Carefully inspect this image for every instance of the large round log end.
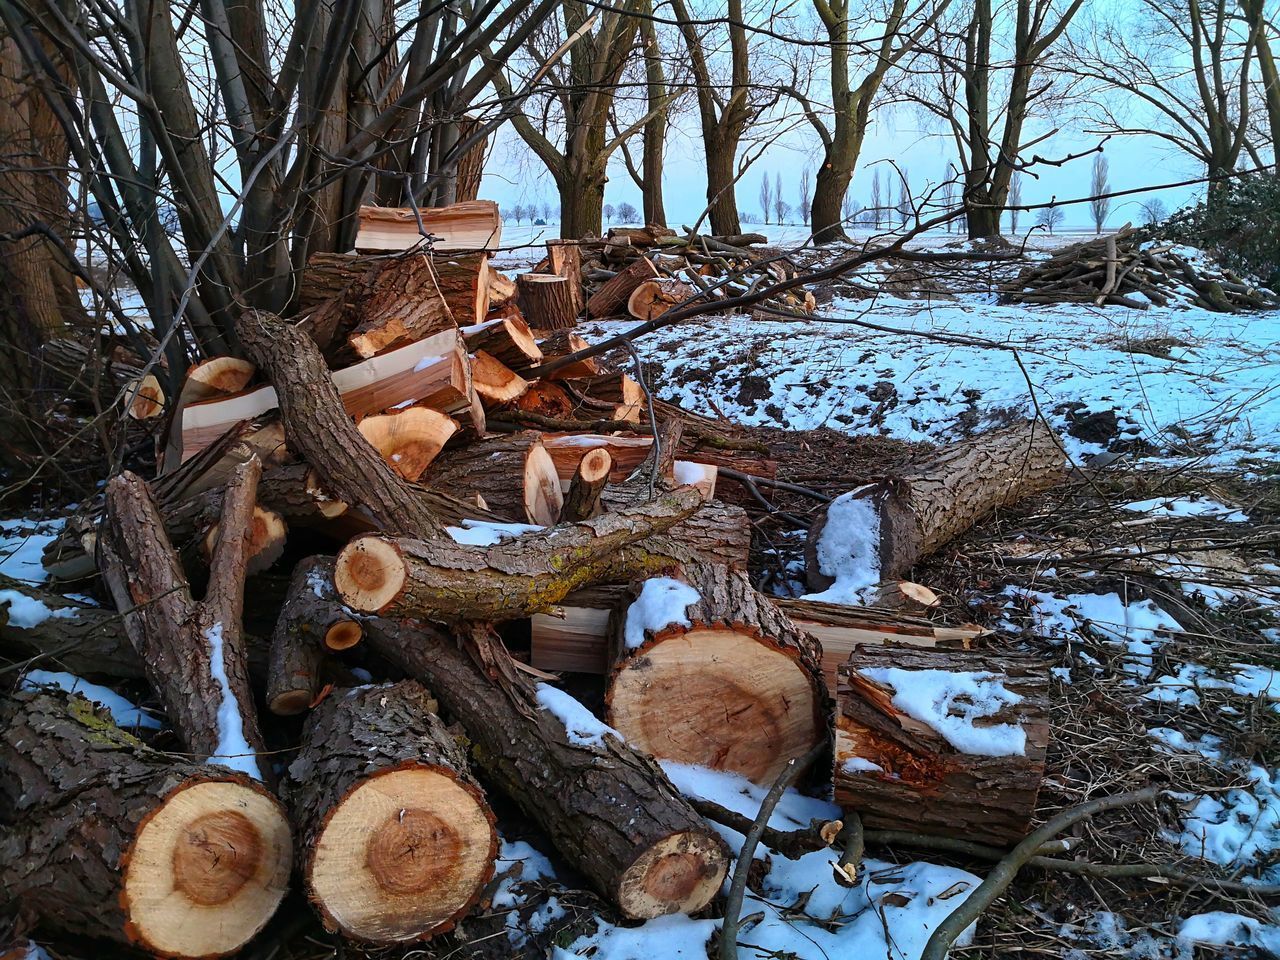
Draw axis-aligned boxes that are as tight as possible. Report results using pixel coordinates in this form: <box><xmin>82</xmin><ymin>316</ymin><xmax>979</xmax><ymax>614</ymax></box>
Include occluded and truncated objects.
<box><xmin>307</xmin><ymin>766</ymin><xmax>496</xmax><ymax>942</ymax></box>
<box><xmin>122</xmin><ymin>779</ymin><xmax>292</xmax><ymax>957</ymax></box>
<box><xmin>335</xmin><ymin>536</ymin><xmax>407</xmax><ymax>613</ymax></box>
<box><xmin>357</xmin><ymin>407</ymin><xmax>458</xmax><ymax>482</ymax></box>
<box><xmin>616</xmin><ymin>831</ymin><xmax>727</xmax><ymax>919</ymax></box>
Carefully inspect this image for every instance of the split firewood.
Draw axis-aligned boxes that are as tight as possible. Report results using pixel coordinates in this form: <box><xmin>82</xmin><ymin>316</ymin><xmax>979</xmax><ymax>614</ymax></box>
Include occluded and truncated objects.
<box><xmin>333</xmin><ymin>485</ymin><xmax>705</xmax><ymax>622</ymax></box>
<box><xmin>100</xmin><ymin>459</ymin><xmax>271</xmax><ymax>782</ymax></box>
<box><xmin>586</xmin><ymin>256</ymin><xmax>658</xmax><ymax>319</ymax></box>
<box><xmin>626</xmin><ymin>278</ymin><xmax>694</xmax><ymax>320</ymax></box>
<box><xmin>126</xmin><ymin>373</ymin><xmax>165</xmax><ymax>419</ymax></box>
<box><xmin>560</xmin><ymin>447</ymin><xmax>612</xmax><ymax>522</ymax></box>
<box><xmin>834</xmin><ymin>643</ymin><xmax>1050</xmax><ymax>846</ymax></box>
<box><xmin>362</xmin><ymin>620</ymin><xmax>729</xmax><ymax>919</ymax></box>
<box><xmin>604</xmin><ymin>563</ymin><xmax>828</xmax><ymax>784</ymax></box>
<box><xmin>461</xmin><ymin>314</ymin><xmax>543</xmax><ymax>371</ymax></box>
<box><xmin>180</xmin><ymin>356</ymin><xmax>256</xmax><ymax>402</ymax></box>
<box><xmin>353</xmin><ymin>200</ymin><xmax>501</xmax><ymax>252</ymax></box>
<box><xmin>471</xmin><ymin>350</ymin><xmax>530</xmax><ymax>406</ymax></box>
<box><xmin>179</xmin><ymin>326</ymin><xmax>461</xmax><ymax>461</ymax></box>
<box><xmin>266</xmin><ymin>556</ymin><xmax>362</xmax><ymax>716</ymax></box>
<box><xmin>517</xmin><ymin>273</ymin><xmax>578</xmax><ymax>330</ymax></box>
<box><xmin>0</xmin><ymin>689</ymin><xmax>292</xmax><ymax>957</ymax></box>
<box><xmin>579</xmin><ymin>371</ymin><xmax>644</xmax><ymax>409</ymax></box>
<box><xmin>488</xmin><ymin>268</ymin><xmax>517</xmax><ymax>308</ymax></box>
<box><xmin>673</xmin><ymin>460</ymin><xmax>718</xmax><ymax>499</ymax></box>
<box><xmin>512</xmin><ymin>379</ymin><xmax>576</xmax><ymax>418</ymax></box>
<box><xmin>344</xmin><ymin>255</ymin><xmax>457</xmax><ymax>358</ymax></box>
<box><xmin>538</xmin><ymin>330</ymin><xmax>600</xmax><ymax>379</ymax></box>
<box><xmin>284</xmin><ymin>680</ymin><xmax>497</xmax><ymax>942</ymax></box>
<box><xmin>546</xmin><ymin>239</ymin><xmax>585</xmax><ymax>316</ymax></box>
<box><xmin>807</xmin><ymin>422</ymin><xmax>1064</xmax><ymax>591</ymax></box>
<box><xmin>541</xmin><ymin>434</ymin><xmax>654</xmax><ymax>485</ymax></box>
<box><xmin>200</xmin><ymin>504</ymin><xmax>288</xmax><ymax>575</ymax></box>
<box><xmin>861</xmin><ymin>580</ymin><xmax>941</xmax><ymax>615</ymax></box>
<box><xmin>357</xmin><ymin>406</ymin><xmax>459</xmax><ymax>482</ymax></box>
<box><xmin>418</xmin><ymin>432</ymin><xmax>562</xmax><ymax>524</ymax></box>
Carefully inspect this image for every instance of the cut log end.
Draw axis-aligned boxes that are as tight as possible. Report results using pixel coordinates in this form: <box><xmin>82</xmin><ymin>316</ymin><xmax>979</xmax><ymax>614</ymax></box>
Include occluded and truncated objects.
<box><xmin>122</xmin><ymin>779</ymin><xmax>292</xmax><ymax>957</ymax></box>
<box><xmin>357</xmin><ymin>407</ymin><xmax>458</xmax><ymax>482</ymax></box>
<box><xmin>335</xmin><ymin>536</ymin><xmax>406</xmax><ymax>613</ymax></box>
<box><xmin>127</xmin><ymin>375</ymin><xmax>165</xmax><ymax>420</ymax></box>
<box><xmin>186</xmin><ymin>357</ymin><xmax>256</xmax><ymax>400</ymax></box>
<box><xmin>307</xmin><ymin>766</ymin><xmax>496</xmax><ymax>942</ymax></box>
<box><xmin>525</xmin><ymin>442</ymin><xmax>565</xmax><ymax>525</ymax></box>
<box><xmin>607</xmin><ymin>626</ymin><xmax>822</xmax><ymax>784</ymax></box>
<box><xmin>201</xmin><ymin>506</ymin><xmax>287</xmax><ymax>575</ymax></box>
<box><xmin>324</xmin><ymin>620</ymin><xmax>364</xmax><ymax>651</ymax></box>
<box><xmin>471</xmin><ymin>350</ymin><xmax>530</xmax><ymax>405</ymax></box>
<box><xmin>616</xmin><ymin>831</ymin><xmax>727</xmax><ymax>919</ymax></box>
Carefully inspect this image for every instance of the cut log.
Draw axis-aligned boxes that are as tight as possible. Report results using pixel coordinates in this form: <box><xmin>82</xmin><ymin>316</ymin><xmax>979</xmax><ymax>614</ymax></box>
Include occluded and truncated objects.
<box><xmin>806</xmin><ymin>422</ymin><xmax>1065</xmax><ymax>590</ymax></box>
<box><xmin>181</xmin><ymin>356</ymin><xmax>256</xmax><ymax>402</ymax></box>
<box><xmin>834</xmin><ymin>644</ymin><xmax>1050</xmax><ymax>847</ymax></box>
<box><xmin>432</xmin><ymin>252</ymin><xmax>491</xmax><ymax>327</ymax></box>
<box><xmin>862</xmin><ymin>580</ymin><xmax>940</xmax><ymax>616</ymax></box>
<box><xmin>357</xmin><ymin>407</ymin><xmax>458</xmax><ymax>482</ymax></box>
<box><xmin>461</xmin><ymin>315</ymin><xmax>543</xmax><ymax>372</ymax></box>
<box><xmin>126</xmin><ymin>373</ymin><xmax>165</xmax><ymax>419</ymax></box>
<box><xmin>488</xmin><ymin>268</ymin><xmax>517</xmax><ymax>308</ymax></box>
<box><xmin>344</xmin><ymin>254</ymin><xmax>456</xmax><ymax>358</ymax></box>
<box><xmin>513</xmin><ymin>379</ymin><xmax>575</xmax><ymax>418</ymax></box>
<box><xmin>538</xmin><ymin>330</ymin><xmax>600</xmax><ymax>379</ymax></box>
<box><xmin>546</xmin><ymin>240</ymin><xmax>585</xmax><ymax>316</ymax></box>
<box><xmin>266</xmin><ymin>557</ymin><xmax>362</xmax><ymax>716</ymax></box>
<box><xmin>201</xmin><ymin>505</ymin><xmax>288</xmax><ymax>575</ymax></box>
<box><xmin>626</xmin><ymin>278</ymin><xmax>694</xmax><ymax>320</ymax></box>
<box><xmin>579</xmin><ymin>372</ymin><xmax>643</xmax><ymax>409</ymax></box>
<box><xmin>542</xmin><ymin>434</ymin><xmax>654</xmax><ymax>485</ymax></box>
<box><xmin>530</xmin><ymin>587</ymin><xmax>982</xmax><ymax>689</ymax></box>
<box><xmin>471</xmin><ymin>350</ymin><xmax>530</xmax><ymax>406</ymax></box>
<box><xmin>179</xmin><ymin>327</ymin><xmax>461</xmax><ymax>461</ymax></box>
<box><xmin>560</xmin><ymin>447</ymin><xmax>612</xmax><ymax>522</ymax></box>
<box><xmin>604</xmin><ymin>563</ymin><xmax>828</xmax><ymax>784</ymax></box>
<box><xmin>517</xmin><ymin>273</ymin><xmax>577</xmax><ymax>330</ymax></box>
<box><xmin>586</xmin><ymin>256</ymin><xmax>658</xmax><ymax>319</ymax></box>
<box><xmin>333</xmin><ymin>486</ymin><xmax>706</xmax><ymax>622</ymax></box>
<box><xmin>418</xmin><ymin>432</ymin><xmax>562</xmax><ymax>524</ymax></box>
<box><xmin>0</xmin><ymin>689</ymin><xmax>291</xmax><ymax>956</ymax></box>
<box><xmin>362</xmin><ymin>620</ymin><xmax>728</xmax><ymax>919</ymax></box>
<box><xmin>285</xmin><ymin>680</ymin><xmax>496</xmax><ymax>942</ymax></box>
<box><xmin>354</xmin><ymin>200</ymin><xmax>502</xmax><ymax>252</ymax></box>
<box><xmin>100</xmin><ymin>460</ymin><xmax>270</xmax><ymax>781</ymax></box>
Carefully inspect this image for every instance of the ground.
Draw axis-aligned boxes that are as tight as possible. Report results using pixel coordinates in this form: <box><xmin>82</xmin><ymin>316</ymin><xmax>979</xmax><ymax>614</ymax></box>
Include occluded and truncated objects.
<box><xmin>4</xmin><ymin>226</ymin><xmax>1279</xmax><ymax>959</ymax></box>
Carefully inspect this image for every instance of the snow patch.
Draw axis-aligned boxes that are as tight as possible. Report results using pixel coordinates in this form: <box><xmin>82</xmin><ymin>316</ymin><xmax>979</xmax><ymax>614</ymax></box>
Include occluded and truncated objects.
<box><xmin>841</xmin><ymin>756</ymin><xmax>884</xmax><ymax>775</ymax></box>
<box><xmin>859</xmin><ymin>667</ymin><xmax>1027</xmax><ymax>756</ymax></box>
<box><xmin>803</xmin><ymin>489</ymin><xmax>881</xmax><ymax>604</ymax></box>
<box><xmin>205</xmin><ymin>623</ymin><xmax>262</xmax><ymax>779</ymax></box>
<box><xmin>0</xmin><ymin>590</ymin><xmax>78</xmax><ymax>628</ymax></box>
<box><xmin>21</xmin><ymin>670</ymin><xmax>162</xmax><ymax>729</ymax></box>
<box><xmin>1177</xmin><ymin>912</ymin><xmax>1280</xmax><ymax>952</ymax></box>
<box><xmin>623</xmin><ymin>577</ymin><xmax>699</xmax><ymax>649</ymax></box>
<box><xmin>0</xmin><ymin>518</ymin><xmax>64</xmax><ymax>584</ymax></box>
<box><xmin>1122</xmin><ymin>495</ymin><xmax>1249</xmax><ymax>522</ymax></box>
<box><xmin>1175</xmin><ymin>764</ymin><xmax>1280</xmax><ymax>884</ymax></box>
<box><xmin>535</xmin><ymin>684</ymin><xmax>617</xmax><ymax>748</ymax></box>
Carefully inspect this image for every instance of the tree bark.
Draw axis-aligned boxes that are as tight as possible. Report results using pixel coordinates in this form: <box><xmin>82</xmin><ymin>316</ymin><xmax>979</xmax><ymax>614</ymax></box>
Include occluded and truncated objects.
<box><xmin>100</xmin><ymin>460</ymin><xmax>270</xmax><ymax>782</ymax></box>
<box><xmin>834</xmin><ymin>644</ymin><xmax>1050</xmax><ymax>846</ymax></box>
<box><xmin>546</xmin><ymin>240</ymin><xmax>586</xmax><ymax>316</ymax></box>
<box><xmin>418</xmin><ymin>432</ymin><xmax>563</xmax><ymax>525</ymax></box>
<box><xmin>807</xmin><ymin>422</ymin><xmax>1064</xmax><ymax>588</ymax></box>
<box><xmin>362</xmin><ymin>620</ymin><xmax>729</xmax><ymax>919</ymax></box>
<box><xmin>284</xmin><ymin>680</ymin><xmax>496</xmax><ymax>942</ymax></box>
<box><xmin>266</xmin><ymin>556</ymin><xmax>362</xmax><ymax>715</ymax></box>
<box><xmin>586</xmin><ymin>256</ymin><xmax>659</xmax><ymax>319</ymax></box>
<box><xmin>517</xmin><ymin>273</ymin><xmax>578</xmax><ymax>330</ymax></box>
<box><xmin>605</xmin><ymin>563</ymin><xmax>829</xmax><ymax>784</ymax></box>
<box><xmin>0</xmin><ymin>690</ymin><xmax>291</xmax><ymax>957</ymax></box>
<box><xmin>333</xmin><ymin>486</ymin><xmax>705</xmax><ymax>621</ymax></box>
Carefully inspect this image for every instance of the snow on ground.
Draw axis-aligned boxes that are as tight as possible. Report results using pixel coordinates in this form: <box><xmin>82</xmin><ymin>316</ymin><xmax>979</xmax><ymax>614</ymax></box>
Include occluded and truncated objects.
<box><xmin>574</xmin><ymin>290</ymin><xmax>1279</xmax><ymax>470</ymax></box>
<box><xmin>0</xmin><ymin>518</ymin><xmax>65</xmax><ymax>583</ymax></box>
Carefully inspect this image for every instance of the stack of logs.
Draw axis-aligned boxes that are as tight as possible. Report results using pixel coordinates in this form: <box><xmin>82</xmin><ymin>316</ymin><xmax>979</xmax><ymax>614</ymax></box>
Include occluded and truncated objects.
<box><xmin>1000</xmin><ymin>226</ymin><xmax>1280</xmax><ymax>312</ymax></box>
<box><xmin>3</xmin><ymin>202</ymin><xmax>1065</xmax><ymax>956</ymax></box>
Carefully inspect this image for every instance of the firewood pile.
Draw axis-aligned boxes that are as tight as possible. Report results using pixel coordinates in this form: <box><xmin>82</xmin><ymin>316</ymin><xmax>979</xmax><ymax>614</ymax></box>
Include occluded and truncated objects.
<box><xmin>5</xmin><ymin>202</ymin><xmax>1069</xmax><ymax>956</ymax></box>
<box><xmin>1000</xmin><ymin>227</ymin><xmax>1280</xmax><ymax>312</ymax></box>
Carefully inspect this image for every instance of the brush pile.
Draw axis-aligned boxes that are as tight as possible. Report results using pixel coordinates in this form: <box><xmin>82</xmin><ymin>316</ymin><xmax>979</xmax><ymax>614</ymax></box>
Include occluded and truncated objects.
<box><xmin>6</xmin><ymin>202</ymin><xmax>1071</xmax><ymax>956</ymax></box>
<box><xmin>1000</xmin><ymin>227</ymin><xmax>1280</xmax><ymax>312</ymax></box>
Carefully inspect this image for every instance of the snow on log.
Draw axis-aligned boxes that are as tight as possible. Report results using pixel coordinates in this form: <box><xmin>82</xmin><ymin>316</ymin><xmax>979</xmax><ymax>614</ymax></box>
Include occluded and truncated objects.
<box><xmin>361</xmin><ymin>620</ymin><xmax>728</xmax><ymax>919</ymax></box>
<box><xmin>806</xmin><ymin>422</ymin><xmax>1064</xmax><ymax>595</ymax></box>
<box><xmin>266</xmin><ymin>557</ymin><xmax>362</xmax><ymax>716</ymax></box>
<box><xmin>834</xmin><ymin>643</ymin><xmax>1050</xmax><ymax>847</ymax></box>
<box><xmin>418</xmin><ymin>432</ymin><xmax>563</xmax><ymax>524</ymax></box>
<box><xmin>0</xmin><ymin>689</ymin><xmax>291</xmax><ymax>957</ymax></box>
<box><xmin>604</xmin><ymin>564</ymin><xmax>829</xmax><ymax>784</ymax></box>
<box><xmin>284</xmin><ymin>681</ymin><xmax>496</xmax><ymax>942</ymax></box>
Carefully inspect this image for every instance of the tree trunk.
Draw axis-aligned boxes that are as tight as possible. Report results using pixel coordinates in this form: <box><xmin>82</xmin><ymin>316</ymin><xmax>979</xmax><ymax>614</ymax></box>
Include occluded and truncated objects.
<box><xmin>604</xmin><ymin>563</ymin><xmax>828</xmax><ymax>784</ymax></box>
<box><xmin>806</xmin><ymin>422</ymin><xmax>1063</xmax><ymax>589</ymax></box>
<box><xmin>419</xmin><ymin>432</ymin><xmax>563</xmax><ymax>524</ymax></box>
<box><xmin>704</xmin><ymin>132</ymin><xmax>743</xmax><ymax>237</ymax></box>
<box><xmin>266</xmin><ymin>556</ymin><xmax>362</xmax><ymax>715</ymax></box>
<box><xmin>362</xmin><ymin>620</ymin><xmax>729</xmax><ymax>919</ymax></box>
<box><xmin>333</xmin><ymin>486</ymin><xmax>705</xmax><ymax>622</ymax></box>
<box><xmin>0</xmin><ymin>690</ymin><xmax>291</xmax><ymax>957</ymax></box>
<box><xmin>517</xmin><ymin>273</ymin><xmax>578</xmax><ymax>330</ymax></box>
<box><xmin>100</xmin><ymin>460</ymin><xmax>270</xmax><ymax>782</ymax></box>
<box><xmin>558</xmin><ymin>156</ymin><xmax>607</xmax><ymax>239</ymax></box>
<box><xmin>834</xmin><ymin>644</ymin><xmax>1050</xmax><ymax>846</ymax></box>
<box><xmin>284</xmin><ymin>680</ymin><xmax>496</xmax><ymax>942</ymax></box>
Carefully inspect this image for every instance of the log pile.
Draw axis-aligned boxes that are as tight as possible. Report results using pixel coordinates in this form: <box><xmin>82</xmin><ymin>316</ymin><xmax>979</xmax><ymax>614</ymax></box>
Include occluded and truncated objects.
<box><xmin>1000</xmin><ymin>228</ymin><xmax>1280</xmax><ymax>312</ymax></box>
<box><xmin>3</xmin><ymin>200</ymin><xmax>1072</xmax><ymax>955</ymax></box>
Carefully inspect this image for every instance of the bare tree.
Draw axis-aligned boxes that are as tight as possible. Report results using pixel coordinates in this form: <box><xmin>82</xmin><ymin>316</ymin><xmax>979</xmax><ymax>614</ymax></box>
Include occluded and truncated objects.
<box><xmin>614</xmin><ymin>0</ymin><xmax>678</xmax><ymax>226</ymax></box>
<box><xmin>1239</xmin><ymin>0</ymin><xmax>1280</xmax><ymax>156</ymax></box>
<box><xmin>870</xmin><ymin>169</ymin><xmax>884</xmax><ymax>228</ymax></box>
<box><xmin>896</xmin><ymin>169</ymin><xmax>911</xmax><ymax>224</ymax></box>
<box><xmin>604</xmin><ymin>203</ymin><xmax>617</xmax><ymax>224</ymax></box>
<box><xmin>616</xmin><ymin>201</ymin><xmax>639</xmax><ymax>223</ymax></box>
<box><xmin>1008</xmin><ymin>172</ymin><xmax>1023</xmax><ymax>232</ymax></box>
<box><xmin>1036</xmin><ymin>205</ymin><xmax>1065</xmax><ymax>233</ymax></box>
<box><xmin>760</xmin><ymin>174</ymin><xmax>773</xmax><ymax>224</ymax></box>
<box><xmin>1139</xmin><ymin>197</ymin><xmax>1169</xmax><ymax>223</ymax></box>
<box><xmin>841</xmin><ymin>190</ymin><xmax>860</xmax><ymax>224</ymax></box>
<box><xmin>1090</xmin><ymin>153</ymin><xmax>1111</xmax><ymax>232</ymax></box>
<box><xmin>775</xmin><ymin>171</ymin><xmax>785</xmax><ymax>223</ymax></box>
<box><xmin>795</xmin><ymin>0</ymin><xmax>950</xmax><ymax>242</ymax></box>
<box><xmin>799</xmin><ymin>167</ymin><xmax>813</xmax><ymax>224</ymax></box>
